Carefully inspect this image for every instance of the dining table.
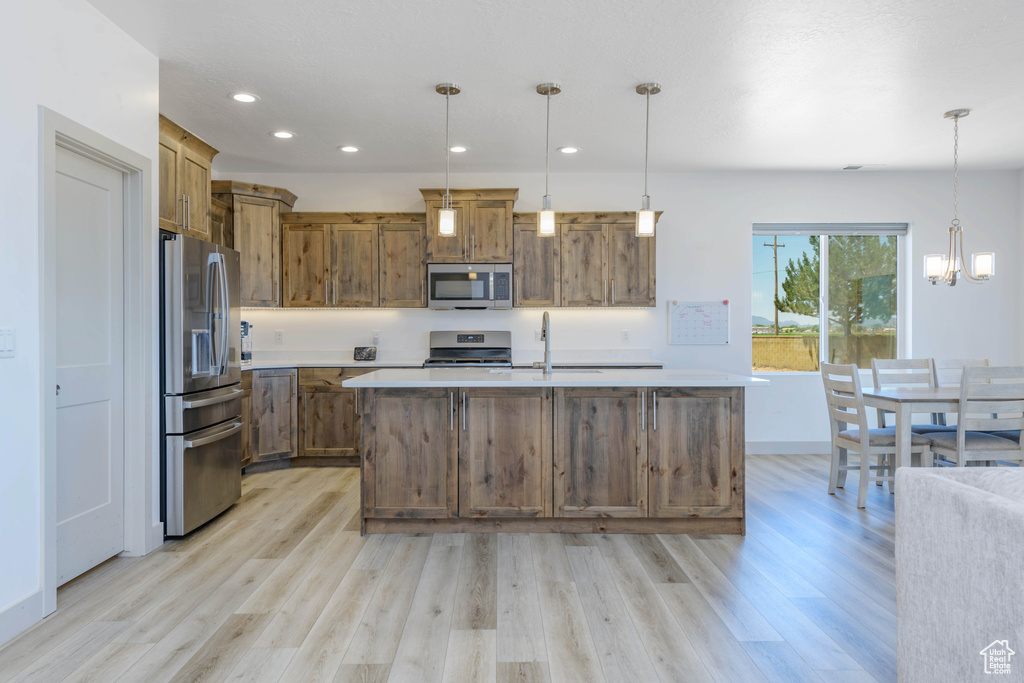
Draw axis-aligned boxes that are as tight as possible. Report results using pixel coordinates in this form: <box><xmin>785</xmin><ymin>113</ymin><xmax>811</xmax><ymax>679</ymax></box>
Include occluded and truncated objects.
<box><xmin>861</xmin><ymin>386</ymin><xmax>960</xmax><ymax>473</ymax></box>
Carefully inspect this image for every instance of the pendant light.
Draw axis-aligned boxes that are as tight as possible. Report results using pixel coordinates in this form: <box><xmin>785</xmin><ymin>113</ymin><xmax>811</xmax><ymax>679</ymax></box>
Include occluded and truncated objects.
<box><xmin>436</xmin><ymin>83</ymin><xmax>461</xmax><ymax>237</ymax></box>
<box><xmin>635</xmin><ymin>82</ymin><xmax>661</xmax><ymax>237</ymax></box>
<box><xmin>536</xmin><ymin>83</ymin><xmax>561</xmax><ymax>236</ymax></box>
<box><xmin>924</xmin><ymin>109</ymin><xmax>994</xmax><ymax>285</ymax></box>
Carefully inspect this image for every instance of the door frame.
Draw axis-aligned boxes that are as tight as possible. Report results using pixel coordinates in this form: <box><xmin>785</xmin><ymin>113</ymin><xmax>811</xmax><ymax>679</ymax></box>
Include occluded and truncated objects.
<box><xmin>39</xmin><ymin>107</ymin><xmax>157</xmax><ymax>615</ymax></box>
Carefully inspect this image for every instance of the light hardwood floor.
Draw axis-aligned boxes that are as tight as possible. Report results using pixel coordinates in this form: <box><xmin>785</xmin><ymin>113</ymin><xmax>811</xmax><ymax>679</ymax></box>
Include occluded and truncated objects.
<box><xmin>0</xmin><ymin>454</ymin><xmax>898</xmax><ymax>682</ymax></box>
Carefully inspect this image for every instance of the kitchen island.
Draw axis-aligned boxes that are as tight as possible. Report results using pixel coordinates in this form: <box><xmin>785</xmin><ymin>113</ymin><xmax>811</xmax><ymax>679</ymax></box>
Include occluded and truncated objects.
<box><xmin>343</xmin><ymin>368</ymin><xmax>767</xmax><ymax>535</ymax></box>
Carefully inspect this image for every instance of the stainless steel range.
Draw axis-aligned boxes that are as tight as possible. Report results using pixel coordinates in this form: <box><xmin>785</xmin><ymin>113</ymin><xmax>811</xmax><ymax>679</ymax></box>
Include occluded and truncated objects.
<box><xmin>422</xmin><ymin>331</ymin><xmax>513</xmax><ymax>368</ymax></box>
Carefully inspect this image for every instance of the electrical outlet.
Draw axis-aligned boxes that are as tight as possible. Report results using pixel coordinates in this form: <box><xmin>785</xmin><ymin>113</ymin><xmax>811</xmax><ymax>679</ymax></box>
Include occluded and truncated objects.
<box><xmin>274</xmin><ymin>330</ymin><xmax>284</xmax><ymax>345</ymax></box>
<box><xmin>372</xmin><ymin>330</ymin><xmax>380</xmax><ymax>346</ymax></box>
<box><xmin>0</xmin><ymin>328</ymin><xmax>13</xmax><ymax>359</ymax></box>
<box><xmin>535</xmin><ymin>329</ymin><xmax>542</xmax><ymax>342</ymax></box>
<box><xmin>621</xmin><ymin>329</ymin><xmax>631</xmax><ymax>343</ymax></box>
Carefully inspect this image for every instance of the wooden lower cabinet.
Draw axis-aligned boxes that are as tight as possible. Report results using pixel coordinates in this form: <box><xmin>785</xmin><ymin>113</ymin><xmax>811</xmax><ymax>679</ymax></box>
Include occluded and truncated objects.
<box><xmin>554</xmin><ymin>387</ymin><xmax>648</xmax><ymax>518</ymax></box>
<box><xmin>458</xmin><ymin>388</ymin><xmax>552</xmax><ymax>517</ymax></box>
<box><xmin>297</xmin><ymin>368</ymin><xmax>371</xmax><ymax>462</ymax></box>
<box><xmin>361</xmin><ymin>387</ymin><xmax>458</xmax><ymax>519</ymax></box>
<box><xmin>250</xmin><ymin>368</ymin><xmax>298</xmax><ymax>463</ymax></box>
<box><xmin>240</xmin><ymin>371</ymin><xmax>252</xmax><ymax>469</ymax></box>
<box><xmin>359</xmin><ymin>384</ymin><xmax>745</xmax><ymax>534</ymax></box>
<box><xmin>647</xmin><ymin>388</ymin><xmax>744</xmax><ymax>518</ymax></box>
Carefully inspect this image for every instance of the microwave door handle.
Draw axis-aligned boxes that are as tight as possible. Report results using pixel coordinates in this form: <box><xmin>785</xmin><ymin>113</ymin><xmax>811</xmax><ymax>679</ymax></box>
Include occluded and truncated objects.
<box><xmin>489</xmin><ymin>271</ymin><xmax>494</xmax><ymax>300</ymax></box>
<box><xmin>183</xmin><ymin>421</ymin><xmax>243</xmax><ymax>449</ymax></box>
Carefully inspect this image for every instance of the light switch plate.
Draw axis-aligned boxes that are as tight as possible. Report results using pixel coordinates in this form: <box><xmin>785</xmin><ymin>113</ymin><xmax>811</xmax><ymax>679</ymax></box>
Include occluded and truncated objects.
<box><xmin>274</xmin><ymin>330</ymin><xmax>284</xmax><ymax>345</ymax></box>
<box><xmin>0</xmin><ymin>328</ymin><xmax>13</xmax><ymax>358</ymax></box>
<box><xmin>372</xmin><ymin>330</ymin><xmax>380</xmax><ymax>346</ymax></box>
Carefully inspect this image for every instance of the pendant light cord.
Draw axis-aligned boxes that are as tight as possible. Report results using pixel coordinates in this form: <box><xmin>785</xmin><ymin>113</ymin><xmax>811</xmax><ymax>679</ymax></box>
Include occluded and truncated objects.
<box><xmin>644</xmin><ymin>90</ymin><xmax>650</xmax><ymax>196</ymax></box>
<box><xmin>445</xmin><ymin>93</ymin><xmax>451</xmax><ymax>201</ymax></box>
<box><xmin>952</xmin><ymin>114</ymin><xmax>959</xmax><ymax>227</ymax></box>
<box><xmin>545</xmin><ymin>92</ymin><xmax>550</xmax><ymax>196</ymax></box>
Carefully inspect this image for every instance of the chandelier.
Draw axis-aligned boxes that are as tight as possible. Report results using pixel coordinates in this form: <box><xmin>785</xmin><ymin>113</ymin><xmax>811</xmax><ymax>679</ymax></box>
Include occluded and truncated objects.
<box><xmin>923</xmin><ymin>109</ymin><xmax>994</xmax><ymax>285</ymax></box>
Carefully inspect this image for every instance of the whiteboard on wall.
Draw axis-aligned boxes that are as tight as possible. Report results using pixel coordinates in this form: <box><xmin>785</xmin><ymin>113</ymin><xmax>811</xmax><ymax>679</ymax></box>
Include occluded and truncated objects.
<box><xmin>667</xmin><ymin>300</ymin><xmax>730</xmax><ymax>344</ymax></box>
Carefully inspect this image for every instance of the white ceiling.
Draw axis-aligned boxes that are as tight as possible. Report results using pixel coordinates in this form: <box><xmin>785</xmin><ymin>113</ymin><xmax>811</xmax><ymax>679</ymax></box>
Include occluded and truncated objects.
<box><xmin>88</xmin><ymin>0</ymin><xmax>1024</xmax><ymax>173</ymax></box>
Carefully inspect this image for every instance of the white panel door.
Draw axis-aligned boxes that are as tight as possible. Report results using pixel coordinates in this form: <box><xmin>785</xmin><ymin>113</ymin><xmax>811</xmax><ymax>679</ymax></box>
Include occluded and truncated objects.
<box><xmin>55</xmin><ymin>146</ymin><xmax>125</xmax><ymax>585</ymax></box>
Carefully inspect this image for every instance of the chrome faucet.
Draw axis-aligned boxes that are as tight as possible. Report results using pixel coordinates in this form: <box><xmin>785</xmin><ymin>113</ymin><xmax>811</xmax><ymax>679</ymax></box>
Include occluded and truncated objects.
<box><xmin>541</xmin><ymin>310</ymin><xmax>552</xmax><ymax>374</ymax></box>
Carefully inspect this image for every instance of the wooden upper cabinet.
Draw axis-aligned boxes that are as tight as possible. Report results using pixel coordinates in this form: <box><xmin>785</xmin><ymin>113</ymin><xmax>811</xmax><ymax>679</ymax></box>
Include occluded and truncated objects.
<box><xmin>513</xmin><ymin>221</ymin><xmax>560</xmax><ymax>307</ymax></box>
<box><xmin>458</xmin><ymin>388</ymin><xmax>552</xmax><ymax>518</ymax></box>
<box><xmin>158</xmin><ymin>116</ymin><xmax>217</xmax><ymax>238</ymax></box>
<box><xmin>213</xmin><ymin>182</ymin><xmax>297</xmax><ymax>308</ymax></box>
<box><xmin>608</xmin><ymin>225</ymin><xmax>656</xmax><ymax>306</ymax></box>
<box><xmin>282</xmin><ymin>224</ymin><xmax>329</xmax><ymax>307</ymax></box>
<box><xmin>423</xmin><ymin>199</ymin><xmax>469</xmax><ymax>261</ymax></box>
<box><xmin>210</xmin><ymin>198</ymin><xmax>232</xmax><ymax>249</ymax></box>
<box><xmin>421</xmin><ymin>189</ymin><xmax>518</xmax><ymax>263</ymax></box>
<box><xmin>362</xmin><ymin>387</ymin><xmax>458</xmax><ymax>519</ymax></box>
<box><xmin>331</xmin><ymin>224</ymin><xmax>378</xmax><ymax>307</ymax></box>
<box><xmin>554</xmin><ymin>387</ymin><xmax>648</xmax><ymax>517</ymax></box>
<box><xmin>543</xmin><ymin>213</ymin><xmax>659</xmax><ymax>308</ymax></box>
<box><xmin>237</xmin><ymin>196</ymin><xmax>282</xmax><ymax>307</ymax></box>
<box><xmin>648</xmin><ymin>388</ymin><xmax>744</xmax><ymax>518</ymax></box>
<box><xmin>250</xmin><ymin>368</ymin><xmax>298</xmax><ymax>464</ymax></box>
<box><xmin>560</xmin><ymin>223</ymin><xmax>608</xmax><ymax>307</ymax></box>
<box><xmin>379</xmin><ymin>222</ymin><xmax>427</xmax><ymax>308</ymax></box>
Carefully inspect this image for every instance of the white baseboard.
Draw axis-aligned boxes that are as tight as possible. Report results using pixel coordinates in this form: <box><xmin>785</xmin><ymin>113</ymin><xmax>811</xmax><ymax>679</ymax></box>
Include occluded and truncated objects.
<box><xmin>747</xmin><ymin>441</ymin><xmax>830</xmax><ymax>455</ymax></box>
<box><xmin>0</xmin><ymin>589</ymin><xmax>44</xmax><ymax>647</ymax></box>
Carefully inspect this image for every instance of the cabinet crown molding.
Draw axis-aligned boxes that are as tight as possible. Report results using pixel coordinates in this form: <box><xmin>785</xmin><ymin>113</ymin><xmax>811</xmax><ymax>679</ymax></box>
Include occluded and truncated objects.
<box><xmin>281</xmin><ymin>212</ymin><xmax>426</xmax><ymax>225</ymax></box>
<box><xmin>159</xmin><ymin>115</ymin><xmax>218</xmax><ymax>160</ymax></box>
<box><xmin>419</xmin><ymin>188</ymin><xmax>519</xmax><ymax>201</ymax></box>
<box><xmin>211</xmin><ymin>180</ymin><xmax>297</xmax><ymax>208</ymax></box>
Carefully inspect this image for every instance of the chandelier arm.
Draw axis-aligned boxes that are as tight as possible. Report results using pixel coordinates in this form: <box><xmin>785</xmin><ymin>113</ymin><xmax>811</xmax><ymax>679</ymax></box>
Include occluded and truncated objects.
<box><xmin>941</xmin><ymin>226</ymin><xmax>955</xmax><ymax>281</ymax></box>
<box><xmin>958</xmin><ymin>226</ymin><xmax>982</xmax><ymax>282</ymax></box>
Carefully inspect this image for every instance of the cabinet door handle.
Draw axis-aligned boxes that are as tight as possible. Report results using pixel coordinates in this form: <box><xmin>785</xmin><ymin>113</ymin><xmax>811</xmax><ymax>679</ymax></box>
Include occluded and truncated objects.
<box><xmin>603</xmin><ymin>279</ymin><xmax>608</xmax><ymax>305</ymax></box>
<box><xmin>180</xmin><ymin>195</ymin><xmax>187</xmax><ymax>229</ymax></box>
<box><xmin>471</xmin><ymin>234</ymin><xmax>476</xmax><ymax>259</ymax></box>
<box><xmin>515</xmin><ymin>277</ymin><xmax>521</xmax><ymax>307</ymax></box>
<box><xmin>462</xmin><ymin>392</ymin><xmax>466</xmax><ymax>430</ymax></box>
<box><xmin>611</xmin><ymin>279</ymin><xmax>615</xmax><ymax>305</ymax></box>
<box><xmin>449</xmin><ymin>391</ymin><xmax>454</xmax><ymax>431</ymax></box>
<box><xmin>641</xmin><ymin>390</ymin><xmax>646</xmax><ymax>431</ymax></box>
<box><xmin>653</xmin><ymin>390</ymin><xmax>657</xmax><ymax>431</ymax></box>
<box><xmin>186</xmin><ymin>195</ymin><xmax>191</xmax><ymax>231</ymax></box>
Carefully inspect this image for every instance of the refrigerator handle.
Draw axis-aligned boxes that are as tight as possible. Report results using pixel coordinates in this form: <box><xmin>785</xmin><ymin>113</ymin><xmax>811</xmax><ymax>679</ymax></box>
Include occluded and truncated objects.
<box><xmin>206</xmin><ymin>254</ymin><xmax>219</xmax><ymax>376</ymax></box>
<box><xmin>218</xmin><ymin>253</ymin><xmax>230</xmax><ymax>375</ymax></box>
<box><xmin>183</xmin><ymin>421</ymin><xmax>243</xmax><ymax>449</ymax></box>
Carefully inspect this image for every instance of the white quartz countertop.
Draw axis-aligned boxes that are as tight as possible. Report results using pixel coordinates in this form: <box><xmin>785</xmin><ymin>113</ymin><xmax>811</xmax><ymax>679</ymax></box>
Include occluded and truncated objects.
<box><xmin>341</xmin><ymin>368</ymin><xmax>769</xmax><ymax>388</ymax></box>
<box><xmin>245</xmin><ymin>360</ymin><xmax>424</xmax><ymax>370</ymax></box>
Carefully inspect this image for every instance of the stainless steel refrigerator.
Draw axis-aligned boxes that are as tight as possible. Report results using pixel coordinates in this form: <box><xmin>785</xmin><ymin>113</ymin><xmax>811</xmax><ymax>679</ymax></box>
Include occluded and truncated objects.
<box><xmin>161</xmin><ymin>233</ymin><xmax>242</xmax><ymax>536</ymax></box>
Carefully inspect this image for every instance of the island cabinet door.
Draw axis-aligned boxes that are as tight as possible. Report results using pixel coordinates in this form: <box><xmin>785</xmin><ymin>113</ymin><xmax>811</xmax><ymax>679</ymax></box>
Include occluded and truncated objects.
<box><xmin>458</xmin><ymin>388</ymin><xmax>552</xmax><ymax>517</ymax></box>
<box><xmin>362</xmin><ymin>388</ymin><xmax>458</xmax><ymax>519</ymax></box>
<box><xmin>647</xmin><ymin>388</ymin><xmax>744</xmax><ymax>518</ymax></box>
<box><xmin>554</xmin><ymin>387</ymin><xmax>648</xmax><ymax>517</ymax></box>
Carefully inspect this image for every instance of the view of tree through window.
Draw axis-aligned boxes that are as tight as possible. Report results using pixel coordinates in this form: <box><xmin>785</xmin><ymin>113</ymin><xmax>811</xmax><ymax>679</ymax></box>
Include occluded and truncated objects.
<box><xmin>753</xmin><ymin>234</ymin><xmax>898</xmax><ymax>371</ymax></box>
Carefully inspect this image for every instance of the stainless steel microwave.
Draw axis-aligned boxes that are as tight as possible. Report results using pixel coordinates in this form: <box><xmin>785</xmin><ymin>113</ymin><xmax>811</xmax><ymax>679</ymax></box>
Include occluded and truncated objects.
<box><xmin>427</xmin><ymin>263</ymin><xmax>512</xmax><ymax>309</ymax></box>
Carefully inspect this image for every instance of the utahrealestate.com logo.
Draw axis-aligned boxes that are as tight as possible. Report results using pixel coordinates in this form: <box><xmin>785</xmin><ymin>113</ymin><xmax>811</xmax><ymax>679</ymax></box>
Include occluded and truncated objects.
<box><xmin>980</xmin><ymin>640</ymin><xmax>1015</xmax><ymax>675</ymax></box>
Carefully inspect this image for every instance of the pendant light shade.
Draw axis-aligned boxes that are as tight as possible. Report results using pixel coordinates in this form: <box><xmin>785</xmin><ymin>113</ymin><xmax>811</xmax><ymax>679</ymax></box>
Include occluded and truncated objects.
<box><xmin>924</xmin><ymin>109</ymin><xmax>993</xmax><ymax>285</ymax></box>
<box><xmin>635</xmin><ymin>83</ymin><xmax>660</xmax><ymax>237</ymax></box>
<box><xmin>436</xmin><ymin>83</ymin><xmax>460</xmax><ymax>238</ymax></box>
<box><xmin>536</xmin><ymin>83</ymin><xmax>561</xmax><ymax>236</ymax></box>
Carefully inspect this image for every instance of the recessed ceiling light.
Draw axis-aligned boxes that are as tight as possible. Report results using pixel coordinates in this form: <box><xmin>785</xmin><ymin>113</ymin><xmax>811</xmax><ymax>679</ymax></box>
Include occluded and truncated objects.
<box><xmin>231</xmin><ymin>92</ymin><xmax>259</xmax><ymax>103</ymax></box>
<box><xmin>339</xmin><ymin>146</ymin><xmax>359</xmax><ymax>153</ymax></box>
<box><xmin>272</xmin><ymin>131</ymin><xmax>294</xmax><ymax>139</ymax></box>
<box><xmin>450</xmin><ymin>145</ymin><xmax>468</xmax><ymax>153</ymax></box>
<box><xmin>558</xmin><ymin>146</ymin><xmax>579</xmax><ymax>154</ymax></box>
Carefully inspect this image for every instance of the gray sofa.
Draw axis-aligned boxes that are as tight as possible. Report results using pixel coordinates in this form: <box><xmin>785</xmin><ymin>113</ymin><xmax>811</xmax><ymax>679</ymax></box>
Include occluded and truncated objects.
<box><xmin>896</xmin><ymin>467</ymin><xmax>1024</xmax><ymax>682</ymax></box>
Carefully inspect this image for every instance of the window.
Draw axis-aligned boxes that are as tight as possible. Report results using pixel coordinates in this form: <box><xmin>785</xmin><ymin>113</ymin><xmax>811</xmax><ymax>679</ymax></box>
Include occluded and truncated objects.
<box><xmin>752</xmin><ymin>223</ymin><xmax>905</xmax><ymax>372</ymax></box>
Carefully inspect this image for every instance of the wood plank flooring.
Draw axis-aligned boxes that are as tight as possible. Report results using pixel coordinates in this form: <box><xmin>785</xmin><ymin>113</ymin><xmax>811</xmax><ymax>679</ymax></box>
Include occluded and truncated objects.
<box><xmin>0</xmin><ymin>455</ymin><xmax>898</xmax><ymax>682</ymax></box>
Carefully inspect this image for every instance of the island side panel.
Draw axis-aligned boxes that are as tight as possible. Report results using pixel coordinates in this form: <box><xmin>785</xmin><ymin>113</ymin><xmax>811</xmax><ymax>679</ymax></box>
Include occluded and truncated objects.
<box><xmin>648</xmin><ymin>387</ymin><xmax>745</xmax><ymax>523</ymax></box>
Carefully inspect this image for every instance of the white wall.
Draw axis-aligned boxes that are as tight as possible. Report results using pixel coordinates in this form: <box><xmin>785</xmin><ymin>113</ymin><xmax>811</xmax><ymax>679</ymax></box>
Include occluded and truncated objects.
<box><xmin>0</xmin><ymin>0</ymin><xmax>157</xmax><ymax>643</ymax></box>
<box><xmin>222</xmin><ymin>169</ymin><xmax>1022</xmax><ymax>450</ymax></box>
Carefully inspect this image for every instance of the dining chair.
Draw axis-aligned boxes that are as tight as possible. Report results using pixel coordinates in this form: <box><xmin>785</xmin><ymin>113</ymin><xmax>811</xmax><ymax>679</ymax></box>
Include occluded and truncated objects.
<box><xmin>821</xmin><ymin>362</ymin><xmax>933</xmax><ymax>508</ymax></box>
<box><xmin>926</xmin><ymin>365</ymin><xmax>1024</xmax><ymax>467</ymax></box>
<box><xmin>933</xmin><ymin>358</ymin><xmax>991</xmax><ymax>389</ymax></box>
<box><xmin>870</xmin><ymin>358</ymin><xmax>954</xmax><ymax>436</ymax></box>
